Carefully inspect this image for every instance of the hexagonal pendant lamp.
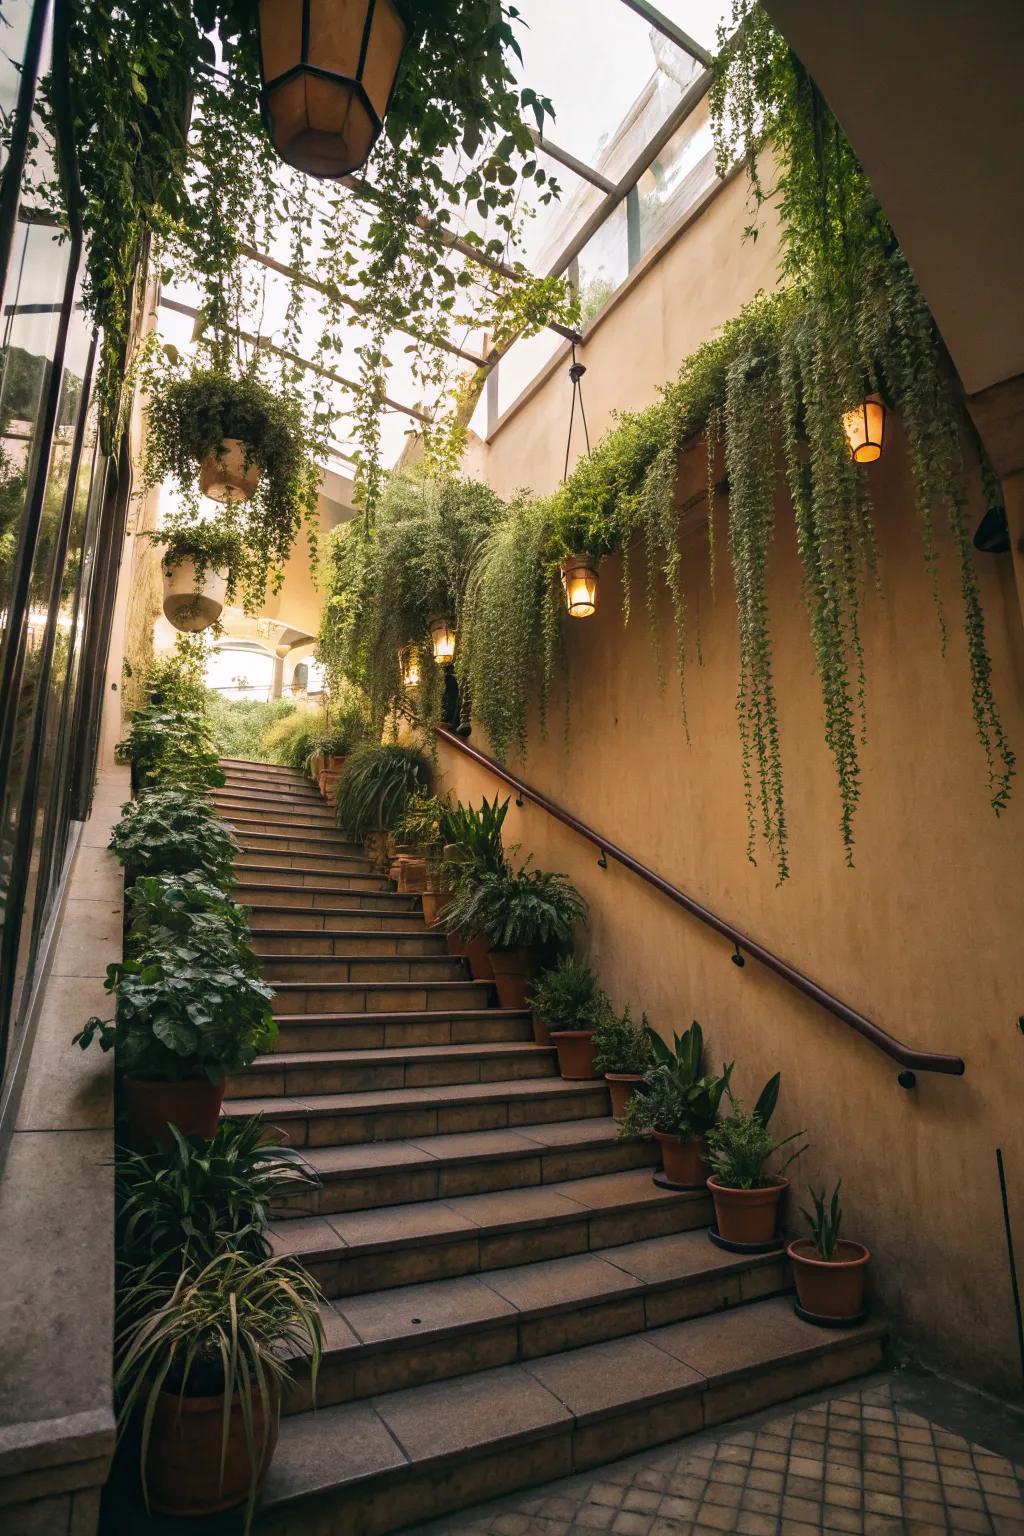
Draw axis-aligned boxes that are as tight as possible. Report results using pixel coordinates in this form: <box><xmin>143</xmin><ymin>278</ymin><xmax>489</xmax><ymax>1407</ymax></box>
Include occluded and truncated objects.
<box><xmin>257</xmin><ymin>0</ymin><xmax>408</xmax><ymax>178</ymax></box>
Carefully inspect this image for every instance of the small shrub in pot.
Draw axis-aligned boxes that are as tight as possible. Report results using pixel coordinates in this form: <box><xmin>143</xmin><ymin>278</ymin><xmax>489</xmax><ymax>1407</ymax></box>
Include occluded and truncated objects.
<box><xmin>592</xmin><ymin>1005</ymin><xmax>653</xmax><ymax>1118</ymax></box>
<box><xmin>787</xmin><ymin>1180</ymin><xmax>870</xmax><ymax>1322</ymax></box>
<box><xmin>447</xmin><ymin>860</ymin><xmax>587</xmax><ymax>1008</ymax></box>
<box><xmin>618</xmin><ymin>1021</ymin><xmax>732</xmax><ymax>1185</ymax></box>
<box><xmin>528</xmin><ymin>957</ymin><xmax>607</xmax><ymax>1072</ymax></box>
<box><xmin>706</xmin><ymin>1074</ymin><xmax>808</xmax><ymax>1245</ymax></box>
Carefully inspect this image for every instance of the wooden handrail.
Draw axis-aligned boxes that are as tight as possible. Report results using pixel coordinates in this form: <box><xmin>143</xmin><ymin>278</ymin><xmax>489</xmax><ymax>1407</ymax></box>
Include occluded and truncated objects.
<box><xmin>435</xmin><ymin>727</ymin><xmax>966</xmax><ymax>1086</ymax></box>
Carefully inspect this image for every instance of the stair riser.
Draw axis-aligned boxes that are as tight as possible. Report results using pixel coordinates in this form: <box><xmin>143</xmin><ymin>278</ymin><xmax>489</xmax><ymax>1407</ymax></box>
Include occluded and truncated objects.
<box><xmin>305</xmin><ymin>1192</ymin><xmax>710</xmax><ymax>1299</ymax></box>
<box><xmin>214</xmin><ymin>796</ymin><xmax>346</xmax><ymax>820</ymax></box>
<box><xmin>286</xmin><ymin>1259</ymin><xmax>790</xmax><ymax>1414</ymax></box>
<box><xmin>253</xmin><ymin>934</ymin><xmax>443</xmax><ymax>958</ymax></box>
<box><xmin>218</xmin><ymin>781</ymin><xmax>323</xmax><ymax>801</ymax></box>
<box><xmin>270</xmin><ymin>984</ymin><xmax>493</xmax><ymax>1017</ymax></box>
<box><xmin>230</xmin><ymin>826</ymin><xmax>363</xmax><ymax>849</ymax></box>
<box><xmin>260</xmin><ymin>958</ymin><xmax>467</xmax><ymax>985</ymax></box>
<box><xmin>278</xmin><ymin>1139</ymin><xmax>659</xmax><ymax>1217</ymax></box>
<box><xmin>227</xmin><ymin>1052</ymin><xmax>558</xmax><ymax>1100</ymax></box>
<box><xmin>255</xmin><ymin>1086</ymin><xmax>611</xmax><ymax>1148</ymax></box>
<box><xmin>242</xmin><ymin>890</ymin><xmax>418</xmax><ymax>911</ymax></box>
<box><xmin>260</xmin><ymin>1334</ymin><xmax>883</xmax><ymax>1536</ymax></box>
<box><xmin>249</xmin><ymin>909</ymin><xmax>423</xmax><ymax>931</ymax></box>
<box><xmin>273</xmin><ymin>1015</ymin><xmax>533</xmax><ymax>1051</ymax></box>
<box><xmin>237</xmin><ymin>865</ymin><xmax>389</xmax><ymax>888</ymax></box>
<box><xmin>235</xmin><ymin>844</ymin><xmax>371</xmax><ymax>867</ymax></box>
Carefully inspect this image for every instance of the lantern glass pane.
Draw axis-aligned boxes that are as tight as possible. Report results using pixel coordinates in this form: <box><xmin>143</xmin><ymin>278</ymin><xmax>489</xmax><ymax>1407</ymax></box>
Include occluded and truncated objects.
<box><xmin>308</xmin><ymin>0</ymin><xmax>372</xmax><ymax>79</ymax></box>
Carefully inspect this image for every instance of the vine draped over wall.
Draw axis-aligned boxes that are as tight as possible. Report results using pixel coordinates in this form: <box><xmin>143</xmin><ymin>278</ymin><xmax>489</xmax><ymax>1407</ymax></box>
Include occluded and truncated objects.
<box><xmin>319</xmin><ymin>6</ymin><xmax>1015</xmax><ymax>883</ymax></box>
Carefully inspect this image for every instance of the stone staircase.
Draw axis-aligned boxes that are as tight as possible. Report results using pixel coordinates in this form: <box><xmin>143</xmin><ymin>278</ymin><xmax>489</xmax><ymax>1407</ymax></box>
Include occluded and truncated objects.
<box><xmin>215</xmin><ymin>758</ymin><xmax>885</xmax><ymax>1536</ymax></box>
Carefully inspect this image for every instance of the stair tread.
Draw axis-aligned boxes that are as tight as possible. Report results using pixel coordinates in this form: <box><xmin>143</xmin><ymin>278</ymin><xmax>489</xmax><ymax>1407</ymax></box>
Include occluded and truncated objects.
<box><xmin>270</xmin><ymin>980</ymin><xmax>490</xmax><ymax>994</ymax></box>
<box><xmin>248</xmin><ymin>1042</ymin><xmax>553</xmax><ymax>1071</ymax></box>
<box><xmin>236</xmin><ymin>864</ymin><xmax>386</xmax><ymax>880</ymax></box>
<box><xmin>237</xmin><ymin>888</ymin><xmax>417</xmax><ymax>901</ymax></box>
<box><xmin>253</xmin><ymin>928</ymin><xmax>433</xmax><ymax>939</ymax></box>
<box><xmin>268</xmin><ymin>1167</ymin><xmax>692</xmax><ymax>1259</ymax></box>
<box><xmin>293</xmin><ymin>1115</ymin><xmax>626</xmax><ymax>1177</ymax></box>
<box><xmin>263</xmin><ymin>954</ymin><xmax>464</xmax><ymax>967</ymax></box>
<box><xmin>273</xmin><ymin>1008</ymin><xmax>528</xmax><ymax>1025</ymax></box>
<box><xmin>261</xmin><ymin>1298</ymin><xmax>883</xmax><ymax>1509</ymax></box>
<box><xmin>226</xmin><ymin>1074</ymin><xmax>603</xmax><ymax>1119</ymax></box>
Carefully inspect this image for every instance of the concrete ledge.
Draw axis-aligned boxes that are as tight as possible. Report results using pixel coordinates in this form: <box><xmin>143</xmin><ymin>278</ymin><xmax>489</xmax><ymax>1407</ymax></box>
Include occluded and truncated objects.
<box><xmin>0</xmin><ymin>767</ymin><xmax>126</xmax><ymax>1532</ymax></box>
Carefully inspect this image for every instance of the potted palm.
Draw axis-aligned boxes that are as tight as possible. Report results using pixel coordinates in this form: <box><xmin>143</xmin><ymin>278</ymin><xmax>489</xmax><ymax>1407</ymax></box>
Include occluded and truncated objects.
<box><xmin>528</xmin><ymin>957</ymin><xmax>607</xmax><ymax>1070</ymax></box>
<box><xmin>621</xmin><ymin>1021</ymin><xmax>733</xmax><ymax>1187</ymax></box>
<box><xmin>116</xmin><ymin>1251</ymin><xmax>322</xmax><ymax>1526</ymax></box>
<box><xmin>592</xmin><ymin>1005</ymin><xmax>654</xmax><ymax>1118</ymax></box>
<box><xmin>706</xmin><ymin>1075</ymin><xmax>808</xmax><ymax>1248</ymax></box>
<box><xmin>788</xmin><ymin>1181</ymin><xmax>870</xmax><ymax>1324</ymax></box>
<box><xmin>445</xmin><ymin>861</ymin><xmax>587</xmax><ymax>1009</ymax></box>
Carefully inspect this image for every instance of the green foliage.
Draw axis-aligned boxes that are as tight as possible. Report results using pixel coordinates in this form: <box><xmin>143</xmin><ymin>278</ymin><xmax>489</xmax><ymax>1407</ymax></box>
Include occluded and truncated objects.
<box><xmin>527</xmin><ymin>957</ymin><xmax>608</xmax><ymax>1033</ymax></box>
<box><xmin>108</xmin><ymin>788</ymin><xmax>238</xmax><ymax>884</ymax></box>
<box><xmin>318</xmin><ymin>471</ymin><xmax>504</xmax><ymax>731</ymax></box>
<box><xmin>335</xmin><ymin>743</ymin><xmax>431</xmax><ymax>839</ymax></box>
<box><xmin>141</xmin><ymin>638</ymin><xmax>211</xmax><ymax>715</ymax></box>
<box><xmin>115</xmin><ymin>707</ymin><xmax>224</xmax><ymax>792</ymax></box>
<box><xmin>394</xmin><ymin>792</ymin><xmax>451</xmax><ymax>851</ymax></box>
<box><xmin>117</xmin><ymin>1119</ymin><xmax>318</xmax><ymax>1277</ymax></box>
<box><xmin>115</xmin><ymin>1252</ymin><xmax>322</xmax><ymax>1531</ymax></box>
<box><xmin>801</xmin><ymin>1180</ymin><xmax>843</xmax><ymax>1262</ymax></box>
<box><xmin>706</xmin><ymin>1080</ymin><xmax>807</xmax><ymax>1190</ymax></box>
<box><xmin>261</xmin><ymin>707</ymin><xmax>326</xmax><ymax>771</ymax></box>
<box><xmin>440</xmin><ymin>795</ymin><xmax>510</xmax><ymax>883</ymax></box>
<box><xmin>124</xmin><ymin>873</ymin><xmax>257</xmax><ymax>973</ymax></box>
<box><xmin>443</xmin><ymin>861</ymin><xmax>586</xmax><ymax>950</ymax></box>
<box><xmin>621</xmin><ymin>1021</ymin><xmax>734</xmax><ymax>1140</ymax></box>
<box><xmin>206</xmin><ymin>693</ymin><xmax>297</xmax><ymax>763</ymax></box>
<box><xmin>592</xmin><ymin>1005</ymin><xmax>654</xmax><ymax>1077</ymax></box>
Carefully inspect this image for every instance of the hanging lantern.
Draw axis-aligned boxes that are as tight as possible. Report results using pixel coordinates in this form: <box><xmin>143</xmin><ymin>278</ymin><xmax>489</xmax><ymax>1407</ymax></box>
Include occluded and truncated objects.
<box><xmin>427</xmin><ymin>615</ymin><xmax>456</xmax><ymax>664</ymax></box>
<box><xmin>257</xmin><ymin>0</ymin><xmax>409</xmax><ymax>179</ymax></box>
<box><xmin>399</xmin><ymin>644</ymin><xmax>421</xmax><ymax>688</ymax></box>
<box><xmin>560</xmin><ymin>555</ymin><xmax>599</xmax><ymax>619</ymax></box>
<box><xmin>842</xmin><ymin>393</ymin><xmax>887</xmax><ymax>464</ymax></box>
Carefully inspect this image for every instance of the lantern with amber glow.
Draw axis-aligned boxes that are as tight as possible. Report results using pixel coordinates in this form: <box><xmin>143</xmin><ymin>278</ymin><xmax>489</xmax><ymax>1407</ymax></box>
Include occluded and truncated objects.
<box><xmin>560</xmin><ymin>555</ymin><xmax>599</xmax><ymax>619</ymax></box>
<box><xmin>399</xmin><ymin>644</ymin><xmax>420</xmax><ymax>689</ymax></box>
<box><xmin>257</xmin><ymin>0</ymin><xmax>408</xmax><ymax>179</ymax></box>
<box><xmin>427</xmin><ymin>616</ymin><xmax>456</xmax><ymax>663</ymax></box>
<box><xmin>842</xmin><ymin>393</ymin><xmax>887</xmax><ymax>464</ymax></box>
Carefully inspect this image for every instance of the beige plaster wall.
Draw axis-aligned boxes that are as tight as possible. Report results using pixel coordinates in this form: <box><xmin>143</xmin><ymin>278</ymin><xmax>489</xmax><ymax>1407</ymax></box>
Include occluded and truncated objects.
<box><xmin>441</xmin><ymin>175</ymin><xmax>1024</xmax><ymax>1398</ymax></box>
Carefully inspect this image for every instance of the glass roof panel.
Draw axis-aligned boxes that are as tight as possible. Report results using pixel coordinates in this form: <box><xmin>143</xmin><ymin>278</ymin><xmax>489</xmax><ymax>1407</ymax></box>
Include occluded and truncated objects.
<box><xmin>653</xmin><ymin>1</ymin><xmax>734</xmax><ymax>52</ymax></box>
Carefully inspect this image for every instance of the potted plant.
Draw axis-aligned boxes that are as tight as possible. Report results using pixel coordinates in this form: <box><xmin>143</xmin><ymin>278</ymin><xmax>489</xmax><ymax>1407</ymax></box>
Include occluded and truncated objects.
<box><xmin>116</xmin><ymin>1251</ymin><xmax>322</xmax><ymax>1526</ymax></box>
<box><xmin>706</xmin><ymin>1075</ymin><xmax>808</xmax><ymax>1247</ymax></box>
<box><xmin>592</xmin><ymin>1005</ymin><xmax>654</xmax><ymax>1118</ymax></box>
<box><xmin>108</xmin><ymin>788</ymin><xmax>239</xmax><ymax>886</ymax></box>
<box><xmin>73</xmin><ymin>929</ymin><xmax>276</xmax><ymax>1146</ymax></box>
<box><xmin>528</xmin><ymin>957</ymin><xmax>607</xmax><ymax>1070</ymax></box>
<box><xmin>335</xmin><ymin>743</ymin><xmax>431</xmax><ymax>869</ymax></box>
<box><xmin>620</xmin><ymin>1021</ymin><xmax>733</xmax><ymax>1186</ymax></box>
<box><xmin>116</xmin><ymin>706</ymin><xmax>225</xmax><ymax>793</ymax></box>
<box><xmin>446</xmin><ymin>861</ymin><xmax>587</xmax><ymax>1008</ymax></box>
<box><xmin>155</xmin><ymin>519</ymin><xmax>242</xmax><ymax>633</ymax></box>
<box><xmin>788</xmin><ymin>1181</ymin><xmax>870</xmax><ymax>1323</ymax></box>
<box><xmin>436</xmin><ymin>796</ymin><xmax>510</xmax><ymax>975</ymax></box>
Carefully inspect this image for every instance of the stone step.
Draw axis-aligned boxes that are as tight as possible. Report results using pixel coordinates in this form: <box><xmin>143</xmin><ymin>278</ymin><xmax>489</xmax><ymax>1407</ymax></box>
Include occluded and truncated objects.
<box><xmin>259</xmin><ymin>954</ymin><xmax>468</xmax><ymax>985</ymax></box>
<box><xmin>246</xmin><ymin>902</ymin><xmax>425</xmax><ymax>929</ymax></box>
<box><xmin>214</xmin><ymin>799</ymin><xmax>346</xmax><ymax>830</ymax></box>
<box><xmin>225</xmin><ymin>1074</ymin><xmax>609</xmax><ymax>1149</ymax></box>
<box><xmin>272</xmin><ymin>1009</ymin><xmax>534</xmax><ymax>1053</ymax></box>
<box><xmin>255</xmin><ymin>1299</ymin><xmax>884</xmax><ymax>1535</ymax></box>
<box><xmin>252</xmin><ymin>929</ymin><xmax>444</xmax><ymax>957</ymax></box>
<box><xmin>219</xmin><ymin>767</ymin><xmax>322</xmax><ymax>790</ymax></box>
<box><xmin>234</xmin><ymin>840</ymin><xmax>373</xmax><ymax>868</ymax></box>
<box><xmin>267</xmin><ymin>1166</ymin><xmax>699</xmax><ymax>1296</ymax></box>
<box><xmin>284</xmin><ymin>1231</ymin><xmax>790</xmax><ymax>1414</ymax></box>
<box><xmin>272</xmin><ymin>1116</ymin><xmax>658</xmax><ymax>1216</ymax></box>
<box><xmin>228</xmin><ymin>823</ymin><xmax>364</xmax><ymax>851</ymax></box>
<box><xmin>234</xmin><ymin>861</ymin><xmax>390</xmax><ymax>889</ymax></box>
<box><xmin>269</xmin><ymin>978</ymin><xmax>494</xmax><ymax>1018</ymax></box>
<box><xmin>240</xmin><ymin>888</ymin><xmax>420</xmax><ymax>913</ymax></box>
<box><xmin>227</xmin><ymin>1041</ymin><xmax>559</xmax><ymax>1099</ymax></box>
<box><xmin>220</xmin><ymin>756</ymin><xmax>312</xmax><ymax>780</ymax></box>
<box><xmin>218</xmin><ymin>789</ymin><xmax>328</xmax><ymax>815</ymax></box>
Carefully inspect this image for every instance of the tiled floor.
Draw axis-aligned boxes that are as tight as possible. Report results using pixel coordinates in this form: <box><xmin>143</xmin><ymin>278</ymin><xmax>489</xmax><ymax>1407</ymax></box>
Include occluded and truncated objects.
<box><xmin>401</xmin><ymin>1373</ymin><xmax>1024</xmax><ymax>1536</ymax></box>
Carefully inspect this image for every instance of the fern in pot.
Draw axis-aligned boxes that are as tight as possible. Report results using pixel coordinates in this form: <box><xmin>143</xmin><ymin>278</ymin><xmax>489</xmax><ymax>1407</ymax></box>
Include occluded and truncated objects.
<box><xmin>706</xmin><ymin>1074</ymin><xmax>808</xmax><ymax>1248</ymax></box>
<box><xmin>592</xmin><ymin>1005</ymin><xmax>654</xmax><ymax>1119</ymax></box>
<box><xmin>527</xmin><ymin>956</ymin><xmax>607</xmax><ymax>1073</ymax></box>
<box><xmin>444</xmin><ymin>859</ymin><xmax>587</xmax><ymax>1010</ymax></box>
<box><xmin>787</xmin><ymin>1181</ymin><xmax>870</xmax><ymax>1324</ymax></box>
<box><xmin>619</xmin><ymin>1021</ymin><xmax>733</xmax><ymax>1188</ymax></box>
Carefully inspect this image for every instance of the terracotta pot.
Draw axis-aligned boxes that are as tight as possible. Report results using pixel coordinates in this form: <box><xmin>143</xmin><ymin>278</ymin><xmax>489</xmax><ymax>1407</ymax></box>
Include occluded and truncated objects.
<box><xmin>788</xmin><ymin>1238</ymin><xmax>870</xmax><ymax>1320</ymax></box>
<box><xmin>463</xmin><ymin>935</ymin><xmax>494</xmax><ymax>981</ymax></box>
<box><xmin>396</xmin><ymin>856</ymin><xmax>428</xmax><ymax>894</ymax></box>
<box><xmin>161</xmin><ymin>557</ymin><xmax>227</xmax><ymax>633</ymax></box>
<box><xmin>604</xmin><ymin>1073</ymin><xmax>644</xmax><ymax>1121</ymax></box>
<box><xmin>146</xmin><ymin>1388</ymin><xmax>278</xmax><ymax>1516</ymax></box>
<box><xmin>653</xmin><ymin>1130</ymin><xmax>708</xmax><ymax>1186</ymax></box>
<box><xmin>488</xmin><ymin>947</ymin><xmax>533</xmax><ymax>1010</ymax></box>
<box><xmin>422</xmin><ymin>890</ymin><xmax>451</xmax><ymax>928</ymax></box>
<box><xmin>531</xmin><ymin>1012</ymin><xmax>552</xmax><ymax>1047</ymax></box>
<box><xmin>445</xmin><ymin>929</ymin><xmax>469</xmax><ymax>958</ymax></box>
<box><xmin>124</xmin><ymin>1076</ymin><xmax>224</xmax><ymax>1149</ymax></box>
<box><xmin>198</xmin><ymin>437</ymin><xmax>262</xmax><ymax>503</ymax></box>
<box><xmin>328</xmin><ymin>754</ymin><xmax>347</xmax><ymax>772</ymax></box>
<box><xmin>708</xmin><ymin>1175</ymin><xmax>788</xmax><ymax>1246</ymax></box>
<box><xmin>551</xmin><ymin>1029</ymin><xmax>597</xmax><ymax>1080</ymax></box>
<box><xmin>362</xmin><ymin>830</ymin><xmax>392</xmax><ymax>873</ymax></box>
<box><xmin>308</xmin><ymin>750</ymin><xmax>325</xmax><ymax>781</ymax></box>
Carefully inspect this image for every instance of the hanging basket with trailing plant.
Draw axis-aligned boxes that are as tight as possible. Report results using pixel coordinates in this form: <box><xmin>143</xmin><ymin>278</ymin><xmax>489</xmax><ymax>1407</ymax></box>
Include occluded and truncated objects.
<box><xmin>155</xmin><ymin>519</ymin><xmax>243</xmax><ymax>633</ymax></box>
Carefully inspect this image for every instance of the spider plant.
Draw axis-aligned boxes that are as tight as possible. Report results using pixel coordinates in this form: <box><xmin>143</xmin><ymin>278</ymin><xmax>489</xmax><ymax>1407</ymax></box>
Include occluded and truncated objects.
<box><xmin>334</xmin><ymin>743</ymin><xmax>431</xmax><ymax>839</ymax></box>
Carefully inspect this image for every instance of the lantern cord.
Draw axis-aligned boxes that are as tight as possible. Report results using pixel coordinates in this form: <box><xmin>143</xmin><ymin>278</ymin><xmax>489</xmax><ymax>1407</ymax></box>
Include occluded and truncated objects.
<box><xmin>562</xmin><ymin>341</ymin><xmax>591</xmax><ymax>483</ymax></box>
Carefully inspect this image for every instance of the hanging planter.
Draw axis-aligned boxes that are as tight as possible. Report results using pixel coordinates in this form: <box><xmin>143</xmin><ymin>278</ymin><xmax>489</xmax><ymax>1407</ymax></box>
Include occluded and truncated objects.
<box><xmin>560</xmin><ymin>555</ymin><xmax>599</xmax><ymax>618</ymax></box>
<box><xmin>199</xmin><ymin>438</ymin><xmax>263</xmax><ymax>503</ymax></box>
<box><xmin>162</xmin><ymin>555</ymin><xmax>229</xmax><ymax>634</ymax></box>
<box><xmin>257</xmin><ymin>0</ymin><xmax>409</xmax><ymax>179</ymax></box>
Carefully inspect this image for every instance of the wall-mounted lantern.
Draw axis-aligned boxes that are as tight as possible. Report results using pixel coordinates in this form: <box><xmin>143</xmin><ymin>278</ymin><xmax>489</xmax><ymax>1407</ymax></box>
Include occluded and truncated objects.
<box><xmin>427</xmin><ymin>615</ymin><xmax>456</xmax><ymax>664</ymax></box>
<box><xmin>842</xmin><ymin>393</ymin><xmax>887</xmax><ymax>464</ymax></box>
<box><xmin>257</xmin><ymin>0</ymin><xmax>408</xmax><ymax>178</ymax></box>
<box><xmin>399</xmin><ymin>644</ymin><xmax>421</xmax><ymax>688</ymax></box>
<box><xmin>560</xmin><ymin>555</ymin><xmax>599</xmax><ymax>618</ymax></box>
